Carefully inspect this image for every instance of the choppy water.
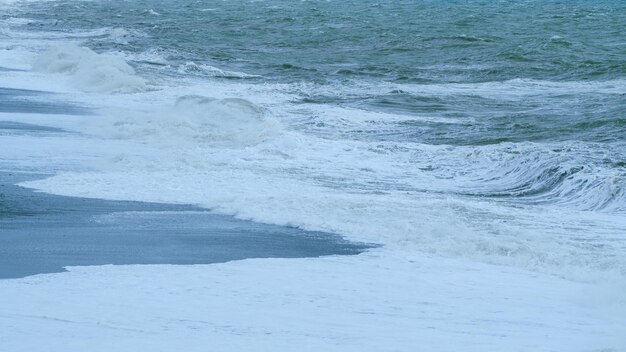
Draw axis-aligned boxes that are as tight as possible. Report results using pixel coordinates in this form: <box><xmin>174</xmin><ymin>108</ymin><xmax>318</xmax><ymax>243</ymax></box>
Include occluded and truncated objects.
<box><xmin>1</xmin><ymin>0</ymin><xmax>625</xmax><ymax>280</ymax></box>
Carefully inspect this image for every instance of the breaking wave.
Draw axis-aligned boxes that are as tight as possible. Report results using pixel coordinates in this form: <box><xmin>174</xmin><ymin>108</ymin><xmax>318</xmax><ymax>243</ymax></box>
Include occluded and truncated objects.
<box><xmin>178</xmin><ymin>61</ymin><xmax>261</xmax><ymax>79</ymax></box>
<box><xmin>33</xmin><ymin>44</ymin><xmax>146</xmax><ymax>93</ymax></box>
<box><xmin>86</xmin><ymin>95</ymin><xmax>281</xmax><ymax>147</ymax></box>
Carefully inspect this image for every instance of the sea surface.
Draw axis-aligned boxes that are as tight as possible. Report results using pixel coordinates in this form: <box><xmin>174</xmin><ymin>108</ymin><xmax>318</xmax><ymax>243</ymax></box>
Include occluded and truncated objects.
<box><xmin>1</xmin><ymin>0</ymin><xmax>625</xmax><ymax>281</ymax></box>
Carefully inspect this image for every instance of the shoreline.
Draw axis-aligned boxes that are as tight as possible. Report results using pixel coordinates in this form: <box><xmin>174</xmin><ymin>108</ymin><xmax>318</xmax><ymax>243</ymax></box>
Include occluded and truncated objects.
<box><xmin>0</xmin><ymin>84</ymin><xmax>372</xmax><ymax>279</ymax></box>
<box><xmin>0</xmin><ymin>171</ymin><xmax>372</xmax><ymax>279</ymax></box>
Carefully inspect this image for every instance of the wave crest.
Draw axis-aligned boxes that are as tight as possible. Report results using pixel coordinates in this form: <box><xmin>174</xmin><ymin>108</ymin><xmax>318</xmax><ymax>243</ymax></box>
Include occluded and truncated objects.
<box><xmin>178</xmin><ymin>61</ymin><xmax>261</xmax><ymax>79</ymax></box>
<box><xmin>90</xmin><ymin>95</ymin><xmax>281</xmax><ymax>147</ymax></box>
<box><xmin>33</xmin><ymin>44</ymin><xmax>146</xmax><ymax>93</ymax></box>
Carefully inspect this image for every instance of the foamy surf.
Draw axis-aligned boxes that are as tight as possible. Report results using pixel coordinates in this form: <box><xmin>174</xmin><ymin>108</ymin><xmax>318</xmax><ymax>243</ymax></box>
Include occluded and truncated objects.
<box><xmin>33</xmin><ymin>43</ymin><xmax>146</xmax><ymax>93</ymax></box>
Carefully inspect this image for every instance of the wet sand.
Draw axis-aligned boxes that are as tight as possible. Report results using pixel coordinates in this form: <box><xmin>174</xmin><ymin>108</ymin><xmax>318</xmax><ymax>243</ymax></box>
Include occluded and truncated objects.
<box><xmin>0</xmin><ymin>172</ymin><xmax>371</xmax><ymax>279</ymax></box>
<box><xmin>0</xmin><ymin>87</ymin><xmax>91</xmax><ymax>115</ymax></box>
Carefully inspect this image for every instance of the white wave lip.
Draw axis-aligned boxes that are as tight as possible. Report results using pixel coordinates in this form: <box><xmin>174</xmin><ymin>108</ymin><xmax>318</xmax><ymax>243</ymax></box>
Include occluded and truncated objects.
<box><xmin>85</xmin><ymin>95</ymin><xmax>282</xmax><ymax>147</ymax></box>
<box><xmin>179</xmin><ymin>61</ymin><xmax>262</xmax><ymax>79</ymax></box>
<box><xmin>33</xmin><ymin>43</ymin><xmax>146</xmax><ymax>93</ymax></box>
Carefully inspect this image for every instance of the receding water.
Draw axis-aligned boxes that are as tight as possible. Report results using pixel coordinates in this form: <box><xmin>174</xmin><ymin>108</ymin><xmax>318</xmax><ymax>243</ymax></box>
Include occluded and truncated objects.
<box><xmin>0</xmin><ymin>173</ymin><xmax>372</xmax><ymax>279</ymax></box>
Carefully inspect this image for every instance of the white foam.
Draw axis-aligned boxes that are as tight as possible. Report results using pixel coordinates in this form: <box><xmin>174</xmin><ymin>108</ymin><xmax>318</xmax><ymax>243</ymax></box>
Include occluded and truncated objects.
<box><xmin>33</xmin><ymin>43</ymin><xmax>146</xmax><ymax>93</ymax></box>
<box><xmin>291</xmin><ymin>78</ymin><xmax>626</xmax><ymax>102</ymax></box>
<box><xmin>129</xmin><ymin>47</ymin><xmax>171</xmax><ymax>65</ymax></box>
<box><xmin>82</xmin><ymin>95</ymin><xmax>281</xmax><ymax>147</ymax></box>
<box><xmin>179</xmin><ymin>61</ymin><xmax>262</xmax><ymax>79</ymax></box>
<box><xmin>1</xmin><ymin>253</ymin><xmax>624</xmax><ymax>351</ymax></box>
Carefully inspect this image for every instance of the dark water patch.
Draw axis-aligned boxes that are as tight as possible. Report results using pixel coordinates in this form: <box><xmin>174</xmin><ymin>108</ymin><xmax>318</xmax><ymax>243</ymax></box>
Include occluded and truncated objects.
<box><xmin>316</xmin><ymin>87</ymin><xmax>626</xmax><ymax>145</ymax></box>
<box><xmin>0</xmin><ymin>98</ymin><xmax>91</xmax><ymax>115</ymax></box>
<box><xmin>0</xmin><ymin>87</ymin><xmax>48</xmax><ymax>96</ymax></box>
<box><xmin>0</xmin><ymin>173</ymin><xmax>374</xmax><ymax>279</ymax></box>
<box><xmin>0</xmin><ymin>87</ymin><xmax>92</xmax><ymax>115</ymax></box>
<box><xmin>0</xmin><ymin>121</ymin><xmax>65</xmax><ymax>133</ymax></box>
<box><xmin>297</xmin><ymin>85</ymin><xmax>626</xmax><ymax>145</ymax></box>
<box><xmin>574</xmin><ymin>118</ymin><xmax>626</xmax><ymax>130</ymax></box>
<box><xmin>363</xmin><ymin>93</ymin><xmax>448</xmax><ymax>114</ymax></box>
<box><xmin>0</xmin><ymin>67</ymin><xmax>26</xmax><ymax>72</ymax></box>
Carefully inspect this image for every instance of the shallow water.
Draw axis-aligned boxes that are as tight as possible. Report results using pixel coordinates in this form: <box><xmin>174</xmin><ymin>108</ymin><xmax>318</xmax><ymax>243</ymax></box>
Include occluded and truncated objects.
<box><xmin>0</xmin><ymin>173</ymin><xmax>371</xmax><ymax>279</ymax></box>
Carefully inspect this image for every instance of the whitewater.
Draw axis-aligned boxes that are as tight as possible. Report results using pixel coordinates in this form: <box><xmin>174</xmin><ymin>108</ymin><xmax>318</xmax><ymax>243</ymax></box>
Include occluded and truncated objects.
<box><xmin>1</xmin><ymin>0</ymin><xmax>625</xmax><ymax>350</ymax></box>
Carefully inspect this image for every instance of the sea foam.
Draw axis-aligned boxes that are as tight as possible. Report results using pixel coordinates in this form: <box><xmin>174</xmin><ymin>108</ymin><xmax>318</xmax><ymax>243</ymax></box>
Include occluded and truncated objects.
<box><xmin>84</xmin><ymin>95</ymin><xmax>281</xmax><ymax>147</ymax></box>
<box><xmin>33</xmin><ymin>44</ymin><xmax>146</xmax><ymax>93</ymax></box>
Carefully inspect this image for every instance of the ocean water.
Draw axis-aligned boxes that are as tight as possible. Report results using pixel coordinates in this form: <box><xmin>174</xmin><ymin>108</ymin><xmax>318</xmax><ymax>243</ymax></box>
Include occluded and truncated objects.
<box><xmin>1</xmin><ymin>0</ymin><xmax>625</xmax><ymax>281</ymax></box>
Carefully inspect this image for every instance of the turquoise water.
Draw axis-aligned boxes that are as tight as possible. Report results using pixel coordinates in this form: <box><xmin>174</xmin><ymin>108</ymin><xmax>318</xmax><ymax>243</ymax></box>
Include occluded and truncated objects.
<box><xmin>0</xmin><ymin>173</ymin><xmax>370</xmax><ymax>278</ymax></box>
